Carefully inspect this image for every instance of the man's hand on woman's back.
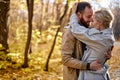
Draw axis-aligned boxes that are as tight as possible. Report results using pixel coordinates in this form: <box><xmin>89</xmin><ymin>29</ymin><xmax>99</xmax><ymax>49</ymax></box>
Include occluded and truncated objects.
<box><xmin>90</xmin><ymin>60</ymin><xmax>102</xmax><ymax>71</ymax></box>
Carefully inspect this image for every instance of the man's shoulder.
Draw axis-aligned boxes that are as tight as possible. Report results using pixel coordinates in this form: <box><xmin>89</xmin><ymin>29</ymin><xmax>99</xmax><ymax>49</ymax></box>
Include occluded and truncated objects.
<box><xmin>63</xmin><ymin>28</ymin><xmax>74</xmax><ymax>37</ymax></box>
<box><xmin>62</xmin><ymin>27</ymin><xmax>77</xmax><ymax>41</ymax></box>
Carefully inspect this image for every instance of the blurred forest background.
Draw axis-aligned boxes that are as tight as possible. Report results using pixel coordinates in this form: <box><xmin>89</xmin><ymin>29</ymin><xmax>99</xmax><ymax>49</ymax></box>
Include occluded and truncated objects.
<box><xmin>0</xmin><ymin>0</ymin><xmax>120</xmax><ymax>80</ymax></box>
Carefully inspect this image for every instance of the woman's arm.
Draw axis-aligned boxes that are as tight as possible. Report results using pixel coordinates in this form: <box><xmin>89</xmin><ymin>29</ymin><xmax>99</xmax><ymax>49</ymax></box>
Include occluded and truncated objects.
<box><xmin>70</xmin><ymin>13</ymin><xmax>105</xmax><ymax>51</ymax></box>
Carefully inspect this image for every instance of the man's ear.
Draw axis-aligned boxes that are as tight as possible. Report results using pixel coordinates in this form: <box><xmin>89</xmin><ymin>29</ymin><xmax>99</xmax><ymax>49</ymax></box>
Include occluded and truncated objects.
<box><xmin>76</xmin><ymin>12</ymin><xmax>81</xmax><ymax>21</ymax></box>
<box><xmin>77</xmin><ymin>12</ymin><xmax>81</xmax><ymax>18</ymax></box>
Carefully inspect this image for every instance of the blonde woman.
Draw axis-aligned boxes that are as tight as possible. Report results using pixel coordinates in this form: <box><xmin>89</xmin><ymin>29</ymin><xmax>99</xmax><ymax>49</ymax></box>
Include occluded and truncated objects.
<box><xmin>69</xmin><ymin>9</ymin><xmax>113</xmax><ymax>80</ymax></box>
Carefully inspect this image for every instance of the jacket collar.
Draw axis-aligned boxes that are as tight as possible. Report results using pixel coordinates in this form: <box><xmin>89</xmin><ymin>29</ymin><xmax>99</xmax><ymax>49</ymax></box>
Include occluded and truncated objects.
<box><xmin>100</xmin><ymin>28</ymin><xmax>112</xmax><ymax>34</ymax></box>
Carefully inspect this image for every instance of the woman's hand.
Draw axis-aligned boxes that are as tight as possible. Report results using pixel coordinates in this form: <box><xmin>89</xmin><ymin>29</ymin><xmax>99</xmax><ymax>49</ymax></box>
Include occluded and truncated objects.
<box><xmin>71</xmin><ymin>2</ymin><xmax>82</xmax><ymax>23</ymax></box>
<box><xmin>72</xmin><ymin>2</ymin><xmax>78</xmax><ymax>14</ymax></box>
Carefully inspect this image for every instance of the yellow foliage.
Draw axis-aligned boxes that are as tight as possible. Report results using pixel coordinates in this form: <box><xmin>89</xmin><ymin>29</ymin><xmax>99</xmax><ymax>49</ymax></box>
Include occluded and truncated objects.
<box><xmin>0</xmin><ymin>44</ymin><xmax>3</xmax><ymax>48</ymax></box>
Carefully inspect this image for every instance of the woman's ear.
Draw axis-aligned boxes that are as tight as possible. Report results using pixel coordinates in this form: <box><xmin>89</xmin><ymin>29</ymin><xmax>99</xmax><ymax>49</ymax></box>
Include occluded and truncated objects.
<box><xmin>99</xmin><ymin>22</ymin><xmax>103</xmax><ymax>27</ymax></box>
<box><xmin>98</xmin><ymin>21</ymin><xmax>104</xmax><ymax>30</ymax></box>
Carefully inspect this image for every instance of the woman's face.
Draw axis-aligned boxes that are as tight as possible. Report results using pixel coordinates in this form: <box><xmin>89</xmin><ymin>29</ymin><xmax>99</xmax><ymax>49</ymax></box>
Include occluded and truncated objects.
<box><xmin>90</xmin><ymin>14</ymin><xmax>102</xmax><ymax>30</ymax></box>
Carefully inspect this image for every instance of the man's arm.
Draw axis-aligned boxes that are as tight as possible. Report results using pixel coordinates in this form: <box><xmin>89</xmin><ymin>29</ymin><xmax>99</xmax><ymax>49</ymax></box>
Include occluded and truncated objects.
<box><xmin>61</xmin><ymin>29</ymin><xmax>87</xmax><ymax>70</ymax></box>
<box><xmin>62</xmin><ymin>29</ymin><xmax>102</xmax><ymax>70</ymax></box>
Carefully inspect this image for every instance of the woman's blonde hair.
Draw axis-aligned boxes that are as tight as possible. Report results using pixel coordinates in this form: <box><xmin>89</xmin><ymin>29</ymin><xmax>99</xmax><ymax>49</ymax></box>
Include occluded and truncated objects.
<box><xmin>94</xmin><ymin>8</ymin><xmax>113</xmax><ymax>29</ymax></box>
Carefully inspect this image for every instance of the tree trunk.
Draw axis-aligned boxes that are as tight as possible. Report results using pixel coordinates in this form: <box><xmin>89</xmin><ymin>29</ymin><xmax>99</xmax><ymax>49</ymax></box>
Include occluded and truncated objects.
<box><xmin>22</xmin><ymin>0</ymin><xmax>34</xmax><ymax>68</ymax></box>
<box><xmin>44</xmin><ymin>1</ymin><xmax>68</xmax><ymax>71</ymax></box>
<box><xmin>0</xmin><ymin>0</ymin><xmax>10</xmax><ymax>53</ymax></box>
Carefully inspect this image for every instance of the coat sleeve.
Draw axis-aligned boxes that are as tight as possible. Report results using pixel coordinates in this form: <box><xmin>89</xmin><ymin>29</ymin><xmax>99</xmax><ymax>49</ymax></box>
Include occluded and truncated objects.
<box><xmin>69</xmin><ymin>14</ymin><xmax>106</xmax><ymax>52</ymax></box>
<box><xmin>61</xmin><ymin>29</ymin><xmax>87</xmax><ymax>70</ymax></box>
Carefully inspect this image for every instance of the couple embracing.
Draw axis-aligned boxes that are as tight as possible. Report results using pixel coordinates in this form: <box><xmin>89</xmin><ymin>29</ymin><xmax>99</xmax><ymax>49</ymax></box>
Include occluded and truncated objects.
<box><xmin>62</xmin><ymin>1</ymin><xmax>113</xmax><ymax>80</ymax></box>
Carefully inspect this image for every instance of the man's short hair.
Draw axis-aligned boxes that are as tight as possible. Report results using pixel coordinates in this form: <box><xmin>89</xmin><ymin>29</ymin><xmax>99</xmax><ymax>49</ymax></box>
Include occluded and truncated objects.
<box><xmin>76</xmin><ymin>2</ymin><xmax>91</xmax><ymax>13</ymax></box>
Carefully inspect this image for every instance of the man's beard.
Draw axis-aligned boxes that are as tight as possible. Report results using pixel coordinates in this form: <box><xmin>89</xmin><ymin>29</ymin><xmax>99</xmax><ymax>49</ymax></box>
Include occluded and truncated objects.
<box><xmin>80</xmin><ymin>17</ymin><xmax>89</xmax><ymax>28</ymax></box>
